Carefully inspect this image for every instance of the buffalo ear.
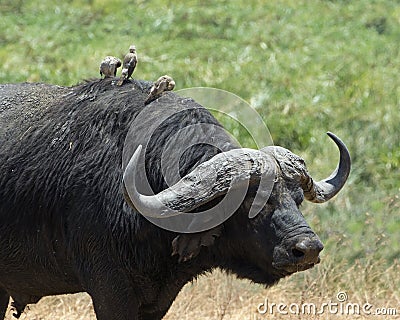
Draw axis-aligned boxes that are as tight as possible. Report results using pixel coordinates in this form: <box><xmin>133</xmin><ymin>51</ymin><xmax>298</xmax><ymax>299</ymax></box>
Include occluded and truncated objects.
<box><xmin>172</xmin><ymin>226</ymin><xmax>222</xmax><ymax>262</ymax></box>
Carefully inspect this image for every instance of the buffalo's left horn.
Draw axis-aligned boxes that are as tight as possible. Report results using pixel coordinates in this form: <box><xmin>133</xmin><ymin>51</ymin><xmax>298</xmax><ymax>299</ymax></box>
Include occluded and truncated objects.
<box><xmin>301</xmin><ymin>132</ymin><xmax>351</xmax><ymax>203</ymax></box>
<box><xmin>267</xmin><ymin>132</ymin><xmax>350</xmax><ymax>203</ymax></box>
<box><xmin>123</xmin><ymin>145</ymin><xmax>276</xmax><ymax>218</ymax></box>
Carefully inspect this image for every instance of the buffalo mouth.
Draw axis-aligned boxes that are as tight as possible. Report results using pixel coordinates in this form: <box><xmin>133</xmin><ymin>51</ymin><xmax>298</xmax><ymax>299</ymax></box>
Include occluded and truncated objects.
<box><xmin>272</xmin><ymin>235</ymin><xmax>324</xmax><ymax>274</ymax></box>
<box><xmin>273</xmin><ymin>259</ymin><xmax>320</xmax><ymax>274</ymax></box>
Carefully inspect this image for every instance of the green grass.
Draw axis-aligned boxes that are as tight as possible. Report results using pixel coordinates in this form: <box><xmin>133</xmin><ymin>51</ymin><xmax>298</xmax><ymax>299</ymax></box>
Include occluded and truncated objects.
<box><xmin>1</xmin><ymin>0</ymin><xmax>399</xmax><ymax>267</ymax></box>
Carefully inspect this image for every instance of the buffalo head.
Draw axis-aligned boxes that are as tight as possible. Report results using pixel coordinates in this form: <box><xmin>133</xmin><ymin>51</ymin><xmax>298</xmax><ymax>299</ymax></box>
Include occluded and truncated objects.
<box><xmin>123</xmin><ymin>126</ymin><xmax>350</xmax><ymax>285</ymax></box>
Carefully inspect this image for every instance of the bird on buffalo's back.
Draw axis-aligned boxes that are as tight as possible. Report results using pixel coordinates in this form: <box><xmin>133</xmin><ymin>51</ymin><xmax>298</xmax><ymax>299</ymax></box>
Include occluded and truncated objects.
<box><xmin>145</xmin><ymin>75</ymin><xmax>175</xmax><ymax>104</ymax></box>
<box><xmin>117</xmin><ymin>45</ymin><xmax>138</xmax><ymax>86</ymax></box>
<box><xmin>99</xmin><ymin>56</ymin><xmax>122</xmax><ymax>78</ymax></box>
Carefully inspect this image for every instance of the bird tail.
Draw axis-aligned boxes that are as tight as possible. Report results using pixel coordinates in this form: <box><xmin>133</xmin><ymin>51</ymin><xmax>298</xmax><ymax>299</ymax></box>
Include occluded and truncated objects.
<box><xmin>116</xmin><ymin>76</ymin><xmax>125</xmax><ymax>86</ymax></box>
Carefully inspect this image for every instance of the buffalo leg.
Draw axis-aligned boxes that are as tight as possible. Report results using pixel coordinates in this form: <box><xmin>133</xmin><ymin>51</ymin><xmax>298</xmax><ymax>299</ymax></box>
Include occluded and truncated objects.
<box><xmin>91</xmin><ymin>290</ymin><xmax>139</xmax><ymax>320</ymax></box>
<box><xmin>87</xmin><ymin>275</ymin><xmax>140</xmax><ymax>320</ymax></box>
<box><xmin>140</xmin><ymin>309</ymin><xmax>167</xmax><ymax>320</ymax></box>
<box><xmin>0</xmin><ymin>288</ymin><xmax>10</xmax><ymax>319</ymax></box>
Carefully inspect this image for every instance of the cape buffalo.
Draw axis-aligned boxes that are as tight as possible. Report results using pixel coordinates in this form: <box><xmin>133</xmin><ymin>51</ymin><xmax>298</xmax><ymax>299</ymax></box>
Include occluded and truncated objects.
<box><xmin>0</xmin><ymin>78</ymin><xmax>350</xmax><ymax>320</ymax></box>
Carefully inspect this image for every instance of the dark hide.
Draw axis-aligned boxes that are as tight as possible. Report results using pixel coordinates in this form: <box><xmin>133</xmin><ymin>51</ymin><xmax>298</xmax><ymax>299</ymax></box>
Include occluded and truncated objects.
<box><xmin>0</xmin><ymin>79</ymin><xmax>322</xmax><ymax>320</ymax></box>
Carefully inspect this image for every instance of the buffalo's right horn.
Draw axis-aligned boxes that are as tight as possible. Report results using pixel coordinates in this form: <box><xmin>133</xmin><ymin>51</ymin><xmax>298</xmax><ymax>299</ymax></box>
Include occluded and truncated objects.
<box><xmin>123</xmin><ymin>145</ymin><xmax>276</xmax><ymax>218</ymax></box>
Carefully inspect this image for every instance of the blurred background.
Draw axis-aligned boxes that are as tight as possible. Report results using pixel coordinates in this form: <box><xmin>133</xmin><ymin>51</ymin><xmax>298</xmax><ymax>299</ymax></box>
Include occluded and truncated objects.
<box><xmin>1</xmin><ymin>0</ymin><xmax>399</xmax><ymax>319</ymax></box>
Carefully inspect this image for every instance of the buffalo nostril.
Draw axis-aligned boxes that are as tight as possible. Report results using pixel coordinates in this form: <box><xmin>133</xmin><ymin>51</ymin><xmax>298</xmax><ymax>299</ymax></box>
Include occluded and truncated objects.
<box><xmin>292</xmin><ymin>238</ymin><xmax>324</xmax><ymax>264</ymax></box>
<box><xmin>292</xmin><ymin>248</ymin><xmax>305</xmax><ymax>258</ymax></box>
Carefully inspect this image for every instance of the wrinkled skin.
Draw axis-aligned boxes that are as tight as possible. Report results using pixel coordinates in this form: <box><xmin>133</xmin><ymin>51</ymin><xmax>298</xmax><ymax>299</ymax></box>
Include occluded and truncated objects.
<box><xmin>0</xmin><ymin>79</ymin><xmax>346</xmax><ymax>320</ymax></box>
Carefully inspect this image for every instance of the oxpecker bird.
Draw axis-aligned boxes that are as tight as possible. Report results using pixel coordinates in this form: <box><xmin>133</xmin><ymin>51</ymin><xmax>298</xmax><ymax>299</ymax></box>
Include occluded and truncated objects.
<box><xmin>117</xmin><ymin>45</ymin><xmax>138</xmax><ymax>86</ymax></box>
<box><xmin>99</xmin><ymin>56</ymin><xmax>122</xmax><ymax>78</ymax></box>
<box><xmin>145</xmin><ymin>75</ymin><xmax>175</xmax><ymax>104</ymax></box>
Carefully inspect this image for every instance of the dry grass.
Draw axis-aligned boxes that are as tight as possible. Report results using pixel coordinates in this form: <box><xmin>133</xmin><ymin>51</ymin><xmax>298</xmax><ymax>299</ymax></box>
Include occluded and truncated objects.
<box><xmin>4</xmin><ymin>259</ymin><xmax>399</xmax><ymax>320</ymax></box>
